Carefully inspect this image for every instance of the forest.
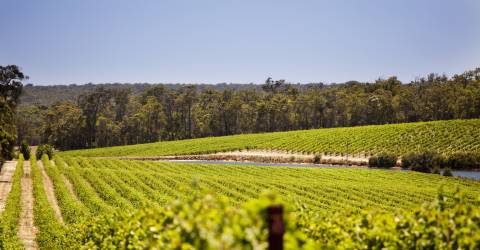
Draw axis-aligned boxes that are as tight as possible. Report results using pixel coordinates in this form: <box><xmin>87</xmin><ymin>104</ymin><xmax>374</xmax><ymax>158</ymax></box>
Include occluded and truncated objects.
<box><xmin>15</xmin><ymin>67</ymin><xmax>480</xmax><ymax>150</ymax></box>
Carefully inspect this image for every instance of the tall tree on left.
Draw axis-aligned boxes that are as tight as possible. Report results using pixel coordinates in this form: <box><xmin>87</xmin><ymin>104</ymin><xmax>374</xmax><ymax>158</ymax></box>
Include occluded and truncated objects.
<box><xmin>0</xmin><ymin>65</ymin><xmax>26</xmax><ymax>160</ymax></box>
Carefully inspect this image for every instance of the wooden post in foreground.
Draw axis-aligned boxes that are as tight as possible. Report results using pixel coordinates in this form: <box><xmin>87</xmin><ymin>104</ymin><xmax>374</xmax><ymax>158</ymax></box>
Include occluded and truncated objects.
<box><xmin>267</xmin><ymin>205</ymin><xmax>284</xmax><ymax>250</ymax></box>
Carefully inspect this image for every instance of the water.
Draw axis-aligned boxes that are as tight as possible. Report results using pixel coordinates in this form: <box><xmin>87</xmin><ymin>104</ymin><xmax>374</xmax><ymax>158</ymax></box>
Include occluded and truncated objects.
<box><xmin>162</xmin><ymin>159</ymin><xmax>480</xmax><ymax>180</ymax></box>
<box><xmin>452</xmin><ymin>171</ymin><xmax>480</xmax><ymax>180</ymax></box>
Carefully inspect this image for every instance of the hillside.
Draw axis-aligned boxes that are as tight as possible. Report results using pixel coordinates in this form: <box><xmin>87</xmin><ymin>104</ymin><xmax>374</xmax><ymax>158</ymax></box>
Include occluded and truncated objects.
<box><xmin>62</xmin><ymin>119</ymin><xmax>480</xmax><ymax>157</ymax></box>
<box><xmin>19</xmin><ymin>83</ymin><xmax>263</xmax><ymax>107</ymax></box>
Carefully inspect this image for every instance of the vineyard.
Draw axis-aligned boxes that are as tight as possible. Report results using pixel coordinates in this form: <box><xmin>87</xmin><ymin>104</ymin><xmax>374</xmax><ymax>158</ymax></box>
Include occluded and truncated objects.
<box><xmin>0</xmin><ymin>154</ymin><xmax>479</xmax><ymax>248</ymax></box>
<box><xmin>62</xmin><ymin>119</ymin><xmax>480</xmax><ymax>157</ymax></box>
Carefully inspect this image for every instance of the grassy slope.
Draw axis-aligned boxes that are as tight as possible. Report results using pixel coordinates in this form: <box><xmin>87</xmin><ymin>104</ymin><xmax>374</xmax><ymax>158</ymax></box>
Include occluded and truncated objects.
<box><xmin>62</xmin><ymin>119</ymin><xmax>480</xmax><ymax>157</ymax></box>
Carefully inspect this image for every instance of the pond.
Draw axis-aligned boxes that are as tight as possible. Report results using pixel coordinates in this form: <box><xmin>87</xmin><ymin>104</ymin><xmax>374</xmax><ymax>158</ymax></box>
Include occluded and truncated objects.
<box><xmin>161</xmin><ymin>160</ymin><xmax>480</xmax><ymax>181</ymax></box>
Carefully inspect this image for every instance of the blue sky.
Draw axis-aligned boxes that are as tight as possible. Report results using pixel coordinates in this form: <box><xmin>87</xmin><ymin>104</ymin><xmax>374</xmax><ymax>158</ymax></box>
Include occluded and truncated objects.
<box><xmin>1</xmin><ymin>0</ymin><xmax>479</xmax><ymax>85</ymax></box>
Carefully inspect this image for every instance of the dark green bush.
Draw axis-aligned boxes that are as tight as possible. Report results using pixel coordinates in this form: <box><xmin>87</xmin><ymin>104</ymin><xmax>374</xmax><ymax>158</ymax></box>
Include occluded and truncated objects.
<box><xmin>443</xmin><ymin>167</ymin><xmax>453</xmax><ymax>177</ymax></box>
<box><xmin>401</xmin><ymin>151</ymin><xmax>443</xmax><ymax>173</ymax></box>
<box><xmin>36</xmin><ymin>144</ymin><xmax>54</xmax><ymax>160</ymax></box>
<box><xmin>446</xmin><ymin>152</ymin><xmax>480</xmax><ymax>170</ymax></box>
<box><xmin>313</xmin><ymin>154</ymin><xmax>322</xmax><ymax>164</ymax></box>
<box><xmin>368</xmin><ymin>152</ymin><xmax>397</xmax><ymax>168</ymax></box>
<box><xmin>20</xmin><ymin>140</ymin><xmax>30</xmax><ymax>160</ymax></box>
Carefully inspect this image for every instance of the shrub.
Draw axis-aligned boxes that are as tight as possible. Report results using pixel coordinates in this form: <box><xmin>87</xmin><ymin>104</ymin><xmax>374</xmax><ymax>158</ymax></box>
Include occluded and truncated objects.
<box><xmin>20</xmin><ymin>140</ymin><xmax>30</xmax><ymax>160</ymax></box>
<box><xmin>432</xmin><ymin>166</ymin><xmax>441</xmax><ymax>175</ymax></box>
<box><xmin>36</xmin><ymin>144</ymin><xmax>54</xmax><ymax>159</ymax></box>
<box><xmin>446</xmin><ymin>152</ymin><xmax>480</xmax><ymax>170</ymax></box>
<box><xmin>368</xmin><ymin>152</ymin><xmax>397</xmax><ymax>168</ymax></box>
<box><xmin>443</xmin><ymin>167</ymin><xmax>453</xmax><ymax>177</ymax></box>
<box><xmin>313</xmin><ymin>154</ymin><xmax>322</xmax><ymax>164</ymax></box>
<box><xmin>401</xmin><ymin>151</ymin><xmax>443</xmax><ymax>173</ymax></box>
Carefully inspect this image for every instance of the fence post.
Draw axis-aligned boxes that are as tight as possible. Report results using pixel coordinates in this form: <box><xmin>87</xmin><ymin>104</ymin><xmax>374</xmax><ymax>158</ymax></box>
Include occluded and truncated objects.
<box><xmin>267</xmin><ymin>205</ymin><xmax>284</xmax><ymax>250</ymax></box>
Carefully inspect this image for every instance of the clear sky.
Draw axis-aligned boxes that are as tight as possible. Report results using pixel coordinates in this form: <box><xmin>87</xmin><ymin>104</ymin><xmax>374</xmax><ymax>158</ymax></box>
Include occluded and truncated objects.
<box><xmin>1</xmin><ymin>0</ymin><xmax>479</xmax><ymax>85</ymax></box>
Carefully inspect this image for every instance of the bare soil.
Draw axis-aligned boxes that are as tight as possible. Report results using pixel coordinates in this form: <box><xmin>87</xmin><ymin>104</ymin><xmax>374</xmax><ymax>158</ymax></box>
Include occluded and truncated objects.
<box><xmin>38</xmin><ymin>160</ymin><xmax>64</xmax><ymax>224</ymax></box>
<box><xmin>19</xmin><ymin>161</ymin><xmax>38</xmax><ymax>250</ymax></box>
<box><xmin>117</xmin><ymin>149</ymin><xmax>370</xmax><ymax>166</ymax></box>
<box><xmin>0</xmin><ymin>161</ymin><xmax>17</xmax><ymax>213</ymax></box>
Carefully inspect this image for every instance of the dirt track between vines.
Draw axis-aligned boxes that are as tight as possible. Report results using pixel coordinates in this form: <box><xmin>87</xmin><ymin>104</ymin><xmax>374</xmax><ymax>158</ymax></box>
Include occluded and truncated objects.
<box><xmin>19</xmin><ymin>161</ymin><xmax>38</xmax><ymax>250</ymax></box>
<box><xmin>38</xmin><ymin>160</ymin><xmax>64</xmax><ymax>224</ymax></box>
<box><xmin>0</xmin><ymin>161</ymin><xmax>16</xmax><ymax>213</ymax></box>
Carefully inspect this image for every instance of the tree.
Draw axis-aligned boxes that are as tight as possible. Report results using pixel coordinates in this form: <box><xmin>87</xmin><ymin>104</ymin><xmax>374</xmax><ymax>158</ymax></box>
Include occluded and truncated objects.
<box><xmin>78</xmin><ymin>87</ymin><xmax>113</xmax><ymax>147</ymax></box>
<box><xmin>0</xmin><ymin>65</ymin><xmax>26</xmax><ymax>160</ymax></box>
<box><xmin>43</xmin><ymin>102</ymin><xmax>86</xmax><ymax>150</ymax></box>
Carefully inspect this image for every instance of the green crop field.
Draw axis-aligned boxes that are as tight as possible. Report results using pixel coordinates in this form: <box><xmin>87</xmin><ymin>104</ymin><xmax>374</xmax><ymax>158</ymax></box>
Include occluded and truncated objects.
<box><xmin>62</xmin><ymin>119</ymin><xmax>480</xmax><ymax>157</ymax></box>
<box><xmin>53</xmin><ymin>157</ymin><xmax>480</xmax><ymax>215</ymax></box>
<box><xmin>15</xmin><ymin>155</ymin><xmax>478</xmax><ymax>249</ymax></box>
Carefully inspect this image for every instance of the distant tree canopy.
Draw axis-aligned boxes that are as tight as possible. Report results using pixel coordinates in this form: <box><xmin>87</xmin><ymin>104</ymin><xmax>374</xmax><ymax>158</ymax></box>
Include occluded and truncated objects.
<box><xmin>16</xmin><ymin>67</ymin><xmax>480</xmax><ymax>151</ymax></box>
<box><xmin>0</xmin><ymin>65</ymin><xmax>26</xmax><ymax>159</ymax></box>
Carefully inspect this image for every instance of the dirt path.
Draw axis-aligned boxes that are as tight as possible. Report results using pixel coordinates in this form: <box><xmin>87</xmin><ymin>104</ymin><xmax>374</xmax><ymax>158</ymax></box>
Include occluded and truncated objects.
<box><xmin>19</xmin><ymin>161</ymin><xmax>38</xmax><ymax>250</ymax></box>
<box><xmin>0</xmin><ymin>161</ymin><xmax>17</xmax><ymax>213</ymax></box>
<box><xmin>38</xmin><ymin>160</ymin><xmax>64</xmax><ymax>224</ymax></box>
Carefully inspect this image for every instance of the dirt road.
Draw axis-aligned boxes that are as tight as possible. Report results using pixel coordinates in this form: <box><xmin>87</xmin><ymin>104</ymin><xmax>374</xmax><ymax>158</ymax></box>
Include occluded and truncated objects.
<box><xmin>0</xmin><ymin>161</ymin><xmax>17</xmax><ymax>213</ymax></box>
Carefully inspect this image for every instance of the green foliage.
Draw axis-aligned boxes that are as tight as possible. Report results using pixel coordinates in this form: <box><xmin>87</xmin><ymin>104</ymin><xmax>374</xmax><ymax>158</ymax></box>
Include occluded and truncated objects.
<box><xmin>0</xmin><ymin>155</ymin><xmax>24</xmax><ymax>249</ymax></box>
<box><xmin>20</xmin><ymin>156</ymin><xmax>480</xmax><ymax>248</ymax></box>
<box><xmin>63</xmin><ymin>119</ymin><xmax>480</xmax><ymax>158</ymax></box>
<box><xmin>298</xmin><ymin>191</ymin><xmax>480</xmax><ymax>249</ymax></box>
<box><xmin>43</xmin><ymin>155</ymin><xmax>89</xmax><ymax>224</ymax></box>
<box><xmin>20</xmin><ymin>139</ymin><xmax>30</xmax><ymax>160</ymax></box>
<box><xmin>79</xmin><ymin>192</ymin><xmax>316</xmax><ymax>249</ymax></box>
<box><xmin>55</xmin><ymin>157</ymin><xmax>480</xmax><ymax>219</ymax></box>
<box><xmin>443</xmin><ymin>167</ymin><xmax>453</xmax><ymax>177</ymax></box>
<box><xmin>0</xmin><ymin>128</ymin><xmax>15</xmax><ymax>161</ymax></box>
<box><xmin>36</xmin><ymin>144</ymin><xmax>54</xmax><ymax>159</ymax></box>
<box><xmin>446</xmin><ymin>152</ymin><xmax>480</xmax><ymax>170</ymax></box>
<box><xmin>368</xmin><ymin>152</ymin><xmax>397</xmax><ymax>168</ymax></box>
<box><xmin>401</xmin><ymin>151</ymin><xmax>444</xmax><ymax>173</ymax></box>
<box><xmin>17</xmin><ymin>67</ymin><xmax>480</xmax><ymax>150</ymax></box>
<box><xmin>30</xmin><ymin>156</ymin><xmax>70</xmax><ymax>249</ymax></box>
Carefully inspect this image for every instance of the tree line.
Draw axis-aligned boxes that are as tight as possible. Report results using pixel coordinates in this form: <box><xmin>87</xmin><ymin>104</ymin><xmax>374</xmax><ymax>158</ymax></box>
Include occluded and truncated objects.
<box><xmin>15</xmin><ymin>67</ymin><xmax>480</xmax><ymax>151</ymax></box>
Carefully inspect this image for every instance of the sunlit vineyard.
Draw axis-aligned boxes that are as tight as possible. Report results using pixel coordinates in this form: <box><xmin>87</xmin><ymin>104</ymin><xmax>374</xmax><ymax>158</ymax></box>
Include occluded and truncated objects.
<box><xmin>2</xmin><ymin>155</ymin><xmax>479</xmax><ymax>249</ymax></box>
<box><xmin>50</xmin><ymin>157</ymin><xmax>480</xmax><ymax>220</ymax></box>
<box><xmin>62</xmin><ymin>119</ymin><xmax>480</xmax><ymax>157</ymax></box>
